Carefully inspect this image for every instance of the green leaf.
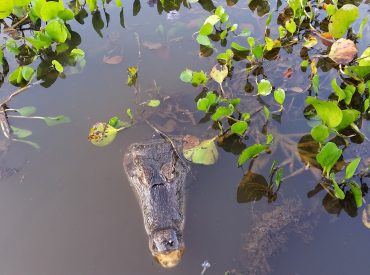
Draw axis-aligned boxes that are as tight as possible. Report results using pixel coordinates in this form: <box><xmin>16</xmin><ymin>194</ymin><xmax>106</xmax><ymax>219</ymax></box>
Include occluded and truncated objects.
<box><xmin>52</xmin><ymin>60</ymin><xmax>64</xmax><ymax>73</ymax></box>
<box><xmin>330</xmin><ymin>174</ymin><xmax>345</xmax><ymax>199</ymax></box>
<box><xmin>21</xmin><ymin>66</ymin><xmax>34</xmax><ymax>81</ymax></box>
<box><xmin>231</xmin><ymin>42</ymin><xmax>248</xmax><ymax>52</ymax></box>
<box><xmin>44</xmin><ymin>116</ymin><xmax>71</xmax><ymax>126</ymax></box>
<box><xmin>88</xmin><ymin>122</ymin><xmax>118</xmax><ymax>147</ymax></box>
<box><xmin>266</xmin><ymin>133</ymin><xmax>273</xmax><ymax>144</ymax></box>
<box><xmin>238</xmin><ymin>143</ymin><xmax>267</xmax><ymax>166</ymax></box>
<box><xmin>40</xmin><ymin>0</ymin><xmax>64</xmax><ymax>21</ymax></box>
<box><xmin>199</xmin><ymin>23</ymin><xmax>213</xmax><ymax>36</ymax></box>
<box><xmin>358</xmin><ymin>47</ymin><xmax>370</xmax><ymax>67</ymax></box>
<box><xmin>183</xmin><ymin>138</ymin><xmax>218</xmax><ymax>165</ymax></box>
<box><xmin>211</xmin><ymin>106</ymin><xmax>233</xmax><ymax>121</ymax></box>
<box><xmin>275</xmin><ymin>167</ymin><xmax>283</xmax><ymax>189</ymax></box>
<box><xmin>312</xmin><ymin>74</ymin><xmax>319</xmax><ymax>95</ymax></box>
<box><xmin>247</xmin><ymin>37</ymin><xmax>255</xmax><ymax>47</ymax></box>
<box><xmin>115</xmin><ymin>0</ymin><xmax>122</xmax><ymax>7</ymax></box>
<box><xmin>306</xmin><ymin>97</ymin><xmax>343</xmax><ymax>128</ymax></box>
<box><xmin>0</xmin><ymin>0</ymin><xmax>14</xmax><ymax>19</ymax></box>
<box><xmin>126</xmin><ymin>108</ymin><xmax>133</xmax><ymax>120</ymax></box>
<box><xmin>311</xmin><ymin>124</ymin><xmax>329</xmax><ymax>142</ymax></box>
<box><xmin>357</xmin><ymin>16</ymin><xmax>368</xmax><ymax>39</ymax></box>
<box><xmin>316</xmin><ymin>142</ymin><xmax>342</xmax><ymax>177</ymax></box>
<box><xmin>70</xmin><ymin>48</ymin><xmax>85</xmax><ymax>59</ymax></box>
<box><xmin>0</xmin><ymin>48</ymin><xmax>3</xmax><ymax>65</ymax></box>
<box><xmin>278</xmin><ymin>25</ymin><xmax>287</xmax><ymax>38</ymax></box>
<box><xmin>214</xmin><ymin>6</ymin><xmax>224</xmax><ymax>18</ymax></box>
<box><xmin>273</xmin><ymin>88</ymin><xmax>285</xmax><ymax>106</ymax></box>
<box><xmin>239</xmin><ymin>28</ymin><xmax>251</xmax><ymax>37</ymax></box>
<box><xmin>336</xmin><ymin>109</ymin><xmax>360</xmax><ymax>131</ymax></box>
<box><xmin>86</xmin><ymin>0</ymin><xmax>97</xmax><ymax>11</ymax></box>
<box><xmin>263</xmin><ymin>106</ymin><xmax>269</xmax><ymax>122</ymax></box>
<box><xmin>191</xmin><ymin>70</ymin><xmax>208</xmax><ymax>86</ymax></box>
<box><xmin>257</xmin><ymin>79</ymin><xmax>272</xmax><ymax>96</ymax></box>
<box><xmin>180</xmin><ymin>69</ymin><xmax>193</xmax><ymax>83</ymax></box>
<box><xmin>58</xmin><ymin>9</ymin><xmax>74</xmax><ymax>21</ymax></box>
<box><xmin>325</xmin><ymin>4</ymin><xmax>336</xmax><ymax>16</ymax></box>
<box><xmin>328</xmin><ymin>4</ymin><xmax>359</xmax><ymax>38</ymax></box>
<box><xmin>146</xmin><ymin>99</ymin><xmax>160</xmax><ymax>107</ymax></box>
<box><xmin>345</xmin><ymin>157</ymin><xmax>361</xmax><ymax>180</ymax></box>
<box><xmin>9</xmin><ymin>67</ymin><xmax>23</xmax><ymax>84</ymax></box>
<box><xmin>204</xmin><ymin>14</ymin><xmax>220</xmax><ymax>26</ymax></box>
<box><xmin>252</xmin><ymin>44</ymin><xmax>264</xmax><ymax>58</ymax></box>
<box><xmin>285</xmin><ymin>19</ymin><xmax>296</xmax><ymax>34</ymax></box>
<box><xmin>350</xmin><ymin>182</ymin><xmax>363</xmax><ymax>207</ymax></box>
<box><xmin>15</xmin><ymin>106</ymin><xmax>36</xmax><ymax>116</ymax></box>
<box><xmin>196</xmin><ymin>34</ymin><xmax>212</xmax><ymax>47</ymax></box>
<box><xmin>133</xmin><ymin>0</ymin><xmax>141</xmax><ymax>16</ymax></box>
<box><xmin>231</xmin><ymin>121</ymin><xmax>248</xmax><ymax>136</ymax></box>
<box><xmin>265</xmin><ymin>37</ymin><xmax>274</xmax><ymax>51</ymax></box>
<box><xmin>6</xmin><ymin>40</ymin><xmax>19</xmax><ymax>55</ymax></box>
<box><xmin>10</xmin><ymin>126</ymin><xmax>32</xmax><ymax>138</ymax></box>
<box><xmin>331</xmin><ymin>78</ymin><xmax>346</xmax><ymax>101</ymax></box>
<box><xmin>45</xmin><ymin>19</ymin><xmax>69</xmax><ymax>43</ymax></box>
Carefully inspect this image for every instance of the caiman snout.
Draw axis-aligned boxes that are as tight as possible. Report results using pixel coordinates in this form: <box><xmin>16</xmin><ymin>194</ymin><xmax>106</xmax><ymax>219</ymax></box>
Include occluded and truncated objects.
<box><xmin>150</xmin><ymin>228</ymin><xmax>184</xmax><ymax>268</ymax></box>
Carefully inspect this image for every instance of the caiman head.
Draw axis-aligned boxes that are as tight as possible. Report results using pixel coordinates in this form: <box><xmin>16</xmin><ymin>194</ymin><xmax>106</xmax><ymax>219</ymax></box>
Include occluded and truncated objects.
<box><xmin>123</xmin><ymin>139</ymin><xmax>188</xmax><ymax>268</ymax></box>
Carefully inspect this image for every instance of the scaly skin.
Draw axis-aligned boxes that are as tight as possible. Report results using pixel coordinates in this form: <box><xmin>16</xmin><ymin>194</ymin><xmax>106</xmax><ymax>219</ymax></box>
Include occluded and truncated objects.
<box><xmin>123</xmin><ymin>138</ymin><xmax>189</xmax><ymax>268</ymax></box>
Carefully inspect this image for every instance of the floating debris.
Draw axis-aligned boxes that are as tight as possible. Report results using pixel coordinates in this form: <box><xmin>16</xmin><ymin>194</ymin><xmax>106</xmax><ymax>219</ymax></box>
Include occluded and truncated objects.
<box><xmin>201</xmin><ymin>260</ymin><xmax>210</xmax><ymax>275</ymax></box>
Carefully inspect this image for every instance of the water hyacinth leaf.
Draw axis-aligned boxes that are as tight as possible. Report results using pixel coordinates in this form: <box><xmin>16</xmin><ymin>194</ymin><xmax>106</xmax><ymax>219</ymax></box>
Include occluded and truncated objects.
<box><xmin>21</xmin><ymin>66</ymin><xmax>35</xmax><ymax>81</ymax></box>
<box><xmin>285</xmin><ymin>19</ymin><xmax>296</xmax><ymax>34</ymax></box>
<box><xmin>357</xmin><ymin>16</ymin><xmax>368</xmax><ymax>39</ymax></box>
<box><xmin>335</xmin><ymin>109</ymin><xmax>360</xmax><ymax>131</ymax></box>
<box><xmin>311</xmin><ymin>124</ymin><xmax>329</xmax><ymax>142</ymax></box>
<box><xmin>40</xmin><ymin>0</ymin><xmax>63</xmax><ymax>21</ymax></box>
<box><xmin>278</xmin><ymin>25</ymin><xmax>287</xmax><ymax>38</ymax></box>
<box><xmin>331</xmin><ymin>78</ymin><xmax>346</xmax><ymax>101</ymax></box>
<box><xmin>0</xmin><ymin>0</ymin><xmax>14</xmax><ymax>19</ymax></box>
<box><xmin>15</xmin><ymin>106</ymin><xmax>36</xmax><ymax>116</ymax></box>
<box><xmin>58</xmin><ymin>9</ymin><xmax>74</xmax><ymax>21</ymax></box>
<box><xmin>328</xmin><ymin>39</ymin><xmax>357</xmax><ymax>65</ymax></box>
<box><xmin>312</xmin><ymin>74</ymin><xmax>319</xmax><ymax>95</ymax></box>
<box><xmin>199</xmin><ymin>23</ymin><xmax>213</xmax><ymax>36</ymax></box>
<box><xmin>257</xmin><ymin>79</ymin><xmax>272</xmax><ymax>96</ymax></box>
<box><xmin>274</xmin><ymin>88</ymin><xmax>285</xmax><ymax>106</ymax></box>
<box><xmin>264</xmin><ymin>37</ymin><xmax>274</xmax><ymax>51</ymax></box>
<box><xmin>345</xmin><ymin>157</ymin><xmax>361</xmax><ymax>180</ymax></box>
<box><xmin>10</xmin><ymin>126</ymin><xmax>32</xmax><ymax>138</ymax></box>
<box><xmin>70</xmin><ymin>48</ymin><xmax>85</xmax><ymax>59</ymax></box>
<box><xmin>231</xmin><ymin>42</ymin><xmax>248</xmax><ymax>52</ymax></box>
<box><xmin>45</xmin><ymin>19</ymin><xmax>69</xmax><ymax>43</ymax></box>
<box><xmin>88</xmin><ymin>122</ymin><xmax>118</xmax><ymax>147</ymax></box>
<box><xmin>52</xmin><ymin>60</ymin><xmax>64</xmax><ymax>73</ymax></box>
<box><xmin>210</xmin><ymin>64</ymin><xmax>228</xmax><ymax>84</ymax></box>
<box><xmin>44</xmin><ymin>116</ymin><xmax>71</xmax><ymax>126</ymax></box>
<box><xmin>252</xmin><ymin>45</ymin><xmax>264</xmax><ymax>58</ymax></box>
<box><xmin>316</xmin><ymin>142</ymin><xmax>342</xmax><ymax>177</ymax></box>
<box><xmin>358</xmin><ymin>47</ymin><xmax>370</xmax><ymax>67</ymax></box>
<box><xmin>183</xmin><ymin>138</ymin><xmax>218</xmax><ymax>165</ymax></box>
<box><xmin>196</xmin><ymin>34</ymin><xmax>212</xmax><ymax>47</ymax></box>
<box><xmin>9</xmin><ymin>67</ymin><xmax>23</xmax><ymax>84</ymax></box>
<box><xmin>211</xmin><ymin>106</ymin><xmax>233</xmax><ymax>121</ymax></box>
<box><xmin>204</xmin><ymin>15</ymin><xmax>220</xmax><ymax>26</ymax></box>
<box><xmin>328</xmin><ymin>4</ymin><xmax>359</xmax><ymax>38</ymax></box>
<box><xmin>300</xmin><ymin>60</ymin><xmax>309</xmax><ymax>69</ymax></box>
<box><xmin>180</xmin><ymin>69</ymin><xmax>192</xmax><ymax>83</ymax></box>
<box><xmin>350</xmin><ymin>182</ymin><xmax>363</xmax><ymax>208</ymax></box>
<box><xmin>330</xmin><ymin>174</ymin><xmax>345</xmax><ymax>200</ymax></box>
<box><xmin>231</xmin><ymin>121</ymin><xmax>248</xmax><ymax>136</ymax></box>
<box><xmin>146</xmin><ymin>99</ymin><xmax>160</xmax><ymax>107</ymax></box>
<box><xmin>238</xmin><ymin>144</ymin><xmax>267</xmax><ymax>166</ymax></box>
<box><xmin>306</xmin><ymin>97</ymin><xmax>343</xmax><ymax>128</ymax></box>
<box><xmin>191</xmin><ymin>71</ymin><xmax>208</xmax><ymax>86</ymax></box>
<box><xmin>197</xmin><ymin>98</ymin><xmax>209</xmax><ymax>111</ymax></box>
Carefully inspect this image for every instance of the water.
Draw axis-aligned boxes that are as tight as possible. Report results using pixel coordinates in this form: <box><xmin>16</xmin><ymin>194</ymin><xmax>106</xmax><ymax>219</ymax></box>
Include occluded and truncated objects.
<box><xmin>0</xmin><ymin>1</ymin><xmax>369</xmax><ymax>274</ymax></box>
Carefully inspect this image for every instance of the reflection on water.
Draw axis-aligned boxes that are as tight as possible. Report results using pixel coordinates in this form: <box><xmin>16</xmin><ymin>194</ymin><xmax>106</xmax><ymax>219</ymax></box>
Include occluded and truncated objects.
<box><xmin>0</xmin><ymin>0</ymin><xmax>370</xmax><ymax>274</ymax></box>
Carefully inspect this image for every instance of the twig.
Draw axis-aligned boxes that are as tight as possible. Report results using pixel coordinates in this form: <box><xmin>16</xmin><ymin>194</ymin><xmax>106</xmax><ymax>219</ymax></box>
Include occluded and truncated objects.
<box><xmin>4</xmin><ymin>14</ymin><xmax>29</xmax><ymax>31</ymax></box>
<box><xmin>144</xmin><ymin>118</ymin><xmax>188</xmax><ymax>164</ymax></box>
<box><xmin>0</xmin><ymin>80</ymin><xmax>42</xmax><ymax>108</ymax></box>
<box><xmin>0</xmin><ymin>107</ymin><xmax>10</xmax><ymax>138</ymax></box>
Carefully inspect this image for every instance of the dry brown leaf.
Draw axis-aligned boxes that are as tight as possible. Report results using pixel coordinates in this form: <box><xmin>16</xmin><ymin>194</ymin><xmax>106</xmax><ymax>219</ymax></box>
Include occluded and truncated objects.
<box><xmin>290</xmin><ymin>87</ymin><xmax>304</xmax><ymax>93</ymax></box>
<box><xmin>182</xmin><ymin>135</ymin><xmax>200</xmax><ymax>151</ymax></box>
<box><xmin>103</xmin><ymin>55</ymin><xmax>123</xmax><ymax>64</ymax></box>
<box><xmin>319</xmin><ymin>32</ymin><xmax>334</xmax><ymax>47</ymax></box>
<box><xmin>328</xmin><ymin>38</ymin><xmax>358</xmax><ymax>65</ymax></box>
<box><xmin>283</xmin><ymin>67</ymin><xmax>293</xmax><ymax>78</ymax></box>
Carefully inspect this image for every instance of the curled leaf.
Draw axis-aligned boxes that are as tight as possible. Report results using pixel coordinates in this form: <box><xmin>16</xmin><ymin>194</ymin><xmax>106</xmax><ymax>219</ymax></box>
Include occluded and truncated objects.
<box><xmin>210</xmin><ymin>64</ymin><xmax>228</xmax><ymax>85</ymax></box>
<box><xmin>88</xmin><ymin>122</ymin><xmax>118</xmax><ymax>147</ymax></box>
<box><xmin>183</xmin><ymin>137</ymin><xmax>218</xmax><ymax>165</ymax></box>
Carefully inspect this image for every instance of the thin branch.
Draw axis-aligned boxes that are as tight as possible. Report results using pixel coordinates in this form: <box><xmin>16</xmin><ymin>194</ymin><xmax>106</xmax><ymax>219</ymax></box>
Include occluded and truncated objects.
<box><xmin>0</xmin><ymin>80</ymin><xmax>42</xmax><ymax>108</ymax></box>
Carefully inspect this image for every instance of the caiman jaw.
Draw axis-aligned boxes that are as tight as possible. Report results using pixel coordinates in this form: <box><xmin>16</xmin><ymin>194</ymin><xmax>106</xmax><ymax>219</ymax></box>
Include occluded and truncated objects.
<box><xmin>150</xmin><ymin>228</ymin><xmax>184</xmax><ymax>268</ymax></box>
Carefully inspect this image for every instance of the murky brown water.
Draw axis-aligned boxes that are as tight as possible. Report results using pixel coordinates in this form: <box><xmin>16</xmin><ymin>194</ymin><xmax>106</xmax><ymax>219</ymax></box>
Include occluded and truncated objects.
<box><xmin>0</xmin><ymin>1</ymin><xmax>369</xmax><ymax>274</ymax></box>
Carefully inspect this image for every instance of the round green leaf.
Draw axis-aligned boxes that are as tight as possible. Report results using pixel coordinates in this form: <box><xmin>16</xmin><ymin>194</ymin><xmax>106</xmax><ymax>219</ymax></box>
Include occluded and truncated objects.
<box><xmin>58</xmin><ymin>9</ymin><xmax>74</xmax><ymax>21</ymax></box>
<box><xmin>52</xmin><ymin>60</ymin><xmax>64</xmax><ymax>73</ymax></box>
<box><xmin>199</xmin><ymin>23</ymin><xmax>213</xmax><ymax>36</ymax></box>
<box><xmin>257</xmin><ymin>79</ymin><xmax>272</xmax><ymax>96</ymax></box>
<box><xmin>183</xmin><ymin>138</ymin><xmax>218</xmax><ymax>165</ymax></box>
<box><xmin>306</xmin><ymin>97</ymin><xmax>343</xmax><ymax>128</ymax></box>
<box><xmin>88</xmin><ymin>122</ymin><xmax>118</xmax><ymax>147</ymax></box>
<box><xmin>328</xmin><ymin>4</ymin><xmax>359</xmax><ymax>38</ymax></box>
<box><xmin>231</xmin><ymin>121</ymin><xmax>249</xmax><ymax>136</ymax></box>
<box><xmin>311</xmin><ymin>124</ymin><xmax>329</xmax><ymax>142</ymax></box>
<box><xmin>146</xmin><ymin>99</ymin><xmax>160</xmax><ymax>107</ymax></box>
<box><xmin>21</xmin><ymin>66</ymin><xmax>35</xmax><ymax>81</ymax></box>
<box><xmin>238</xmin><ymin>143</ymin><xmax>267</xmax><ymax>166</ymax></box>
<box><xmin>40</xmin><ymin>0</ymin><xmax>64</xmax><ymax>21</ymax></box>
<box><xmin>196</xmin><ymin>34</ymin><xmax>211</xmax><ymax>47</ymax></box>
<box><xmin>273</xmin><ymin>88</ymin><xmax>285</xmax><ymax>105</ymax></box>
<box><xmin>45</xmin><ymin>19</ymin><xmax>68</xmax><ymax>43</ymax></box>
<box><xmin>180</xmin><ymin>69</ymin><xmax>193</xmax><ymax>83</ymax></box>
<box><xmin>0</xmin><ymin>0</ymin><xmax>14</xmax><ymax>19</ymax></box>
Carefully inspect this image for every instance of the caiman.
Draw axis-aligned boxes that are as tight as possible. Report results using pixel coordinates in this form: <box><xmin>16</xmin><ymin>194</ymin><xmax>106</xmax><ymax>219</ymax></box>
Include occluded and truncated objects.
<box><xmin>123</xmin><ymin>137</ymin><xmax>189</xmax><ymax>268</ymax></box>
